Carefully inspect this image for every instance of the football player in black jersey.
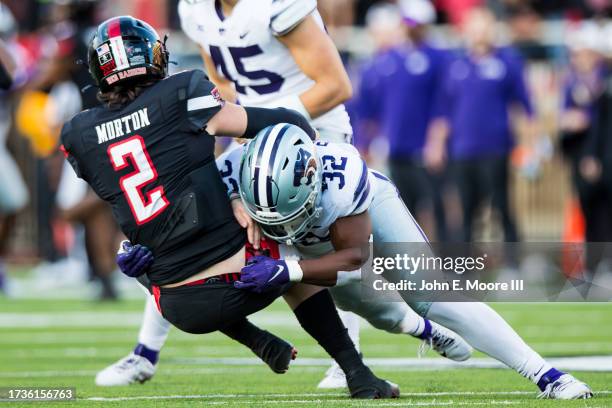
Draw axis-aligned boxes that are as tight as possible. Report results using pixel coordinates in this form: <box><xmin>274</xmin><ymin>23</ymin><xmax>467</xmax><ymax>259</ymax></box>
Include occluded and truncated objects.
<box><xmin>60</xmin><ymin>16</ymin><xmax>398</xmax><ymax>399</ymax></box>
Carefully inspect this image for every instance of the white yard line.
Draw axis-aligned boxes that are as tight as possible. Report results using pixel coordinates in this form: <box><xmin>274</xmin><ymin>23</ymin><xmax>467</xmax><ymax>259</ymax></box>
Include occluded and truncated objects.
<box><xmin>169</xmin><ymin>355</ymin><xmax>612</xmax><ymax>372</ymax></box>
<box><xmin>2</xmin><ymin>356</ymin><xmax>612</xmax><ymax>379</ymax></box>
<box><xmin>84</xmin><ymin>391</ymin><xmax>612</xmax><ymax>400</ymax></box>
<box><xmin>84</xmin><ymin>395</ymin><xmax>524</xmax><ymax>406</ymax></box>
<box><xmin>0</xmin><ymin>311</ymin><xmax>297</xmax><ymax>328</ymax></box>
<box><xmin>83</xmin><ymin>391</ymin><xmax>612</xmax><ymax>403</ymax></box>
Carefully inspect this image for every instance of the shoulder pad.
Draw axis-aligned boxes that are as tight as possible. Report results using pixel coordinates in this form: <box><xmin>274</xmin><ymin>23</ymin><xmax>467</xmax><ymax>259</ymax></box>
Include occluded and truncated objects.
<box><xmin>270</xmin><ymin>0</ymin><xmax>316</xmax><ymax>36</ymax></box>
<box><xmin>178</xmin><ymin>0</ymin><xmax>212</xmax><ymax>44</ymax></box>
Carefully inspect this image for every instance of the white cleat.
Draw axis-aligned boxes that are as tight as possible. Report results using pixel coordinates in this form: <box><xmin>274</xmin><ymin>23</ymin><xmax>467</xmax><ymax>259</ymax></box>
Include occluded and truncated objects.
<box><xmin>537</xmin><ymin>374</ymin><xmax>593</xmax><ymax>400</ymax></box>
<box><xmin>317</xmin><ymin>361</ymin><xmax>348</xmax><ymax>389</ymax></box>
<box><xmin>418</xmin><ymin>321</ymin><xmax>473</xmax><ymax>362</ymax></box>
<box><xmin>95</xmin><ymin>354</ymin><xmax>156</xmax><ymax>386</ymax></box>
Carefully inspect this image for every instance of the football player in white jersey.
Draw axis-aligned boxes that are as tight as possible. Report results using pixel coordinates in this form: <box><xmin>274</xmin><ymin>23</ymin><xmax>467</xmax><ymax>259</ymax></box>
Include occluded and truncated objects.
<box><xmin>225</xmin><ymin>124</ymin><xmax>592</xmax><ymax>399</ymax></box>
<box><xmin>229</xmin><ymin>125</ymin><xmax>592</xmax><ymax>400</ymax></box>
<box><xmin>178</xmin><ymin>0</ymin><xmax>353</xmax><ymax>143</ymax></box>
<box><xmin>96</xmin><ymin>0</ymin><xmax>450</xmax><ymax>387</ymax></box>
<box><xmin>113</xmin><ymin>124</ymin><xmax>593</xmax><ymax>400</ymax></box>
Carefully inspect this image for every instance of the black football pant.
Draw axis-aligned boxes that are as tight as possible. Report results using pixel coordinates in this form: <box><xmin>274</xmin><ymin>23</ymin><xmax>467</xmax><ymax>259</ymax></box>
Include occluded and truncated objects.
<box><xmin>157</xmin><ymin>279</ymin><xmax>290</xmax><ymax>335</ymax></box>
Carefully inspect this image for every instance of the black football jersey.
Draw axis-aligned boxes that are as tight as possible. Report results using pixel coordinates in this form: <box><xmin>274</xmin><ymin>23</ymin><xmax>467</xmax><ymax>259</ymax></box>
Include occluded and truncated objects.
<box><xmin>61</xmin><ymin>70</ymin><xmax>245</xmax><ymax>285</ymax></box>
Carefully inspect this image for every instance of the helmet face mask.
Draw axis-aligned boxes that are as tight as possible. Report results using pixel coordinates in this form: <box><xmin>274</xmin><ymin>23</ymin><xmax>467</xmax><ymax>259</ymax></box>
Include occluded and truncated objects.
<box><xmin>88</xmin><ymin>16</ymin><xmax>169</xmax><ymax>92</ymax></box>
<box><xmin>254</xmin><ymin>180</ymin><xmax>322</xmax><ymax>245</ymax></box>
<box><xmin>239</xmin><ymin>124</ymin><xmax>322</xmax><ymax>245</ymax></box>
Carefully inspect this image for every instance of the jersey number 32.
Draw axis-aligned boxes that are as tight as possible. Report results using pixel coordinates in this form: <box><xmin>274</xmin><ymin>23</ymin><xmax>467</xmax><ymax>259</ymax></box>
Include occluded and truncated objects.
<box><xmin>108</xmin><ymin>135</ymin><xmax>169</xmax><ymax>225</ymax></box>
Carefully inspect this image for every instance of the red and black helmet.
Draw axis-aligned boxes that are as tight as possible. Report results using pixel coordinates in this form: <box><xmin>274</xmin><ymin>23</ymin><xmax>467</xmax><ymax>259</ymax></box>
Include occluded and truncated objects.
<box><xmin>88</xmin><ymin>16</ymin><xmax>169</xmax><ymax>91</ymax></box>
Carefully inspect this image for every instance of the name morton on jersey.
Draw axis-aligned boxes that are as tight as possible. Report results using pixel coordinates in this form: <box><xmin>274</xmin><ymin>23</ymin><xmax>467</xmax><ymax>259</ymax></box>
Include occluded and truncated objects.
<box><xmin>95</xmin><ymin>108</ymin><xmax>151</xmax><ymax>144</ymax></box>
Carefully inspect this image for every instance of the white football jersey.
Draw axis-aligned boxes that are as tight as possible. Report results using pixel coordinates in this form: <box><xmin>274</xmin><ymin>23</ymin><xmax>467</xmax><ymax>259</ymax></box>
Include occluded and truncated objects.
<box><xmin>178</xmin><ymin>0</ymin><xmax>352</xmax><ymax>135</ymax></box>
<box><xmin>216</xmin><ymin>140</ymin><xmax>376</xmax><ymax>258</ymax></box>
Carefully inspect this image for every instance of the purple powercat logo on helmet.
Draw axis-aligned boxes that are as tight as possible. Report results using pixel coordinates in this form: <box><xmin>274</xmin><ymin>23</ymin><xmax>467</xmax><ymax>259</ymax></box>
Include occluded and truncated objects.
<box><xmin>293</xmin><ymin>148</ymin><xmax>316</xmax><ymax>187</ymax></box>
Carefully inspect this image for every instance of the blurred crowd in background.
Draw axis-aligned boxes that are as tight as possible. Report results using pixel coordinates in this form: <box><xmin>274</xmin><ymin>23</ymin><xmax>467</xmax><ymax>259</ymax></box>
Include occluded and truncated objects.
<box><xmin>1</xmin><ymin>0</ymin><xmax>612</xmax><ymax>299</ymax></box>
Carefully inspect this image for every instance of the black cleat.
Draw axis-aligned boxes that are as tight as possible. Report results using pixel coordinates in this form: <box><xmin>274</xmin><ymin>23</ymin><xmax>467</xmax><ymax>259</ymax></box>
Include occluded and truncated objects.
<box><xmin>347</xmin><ymin>368</ymin><xmax>400</xmax><ymax>399</ymax></box>
<box><xmin>253</xmin><ymin>331</ymin><xmax>297</xmax><ymax>374</ymax></box>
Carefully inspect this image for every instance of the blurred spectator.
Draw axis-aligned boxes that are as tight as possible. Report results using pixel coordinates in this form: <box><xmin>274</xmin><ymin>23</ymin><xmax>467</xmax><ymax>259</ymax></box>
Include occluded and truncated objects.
<box><xmin>425</xmin><ymin>8</ymin><xmax>534</xmax><ymax>243</ymax></box>
<box><xmin>15</xmin><ymin>0</ymin><xmax>120</xmax><ymax>299</ymax></box>
<box><xmin>354</xmin><ymin>0</ymin><xmax>449</xmax><ymax>240</ymax></box>
<box><xmin>506</xmin><ymin>5</ymin><xmax>549</xmax><ymax>61</ymax></box>
<box><xmin>560</xmin><ymin>22</ymin><xmax>608</xmax><ymax>272</ymax></box>
<box><xmin>436</xmin><ymin>0</ymin><xmax>483</xmax><ymax>26</ymax></box>
<box><xmin>0</xmin><ymin>4</ymin><xmax>29</xmax><ymax>292</ymax></box>
<box><xmin>578</xmin><ymin>27</ymin><xmax>612</xmax><ymax>270</ymax></box>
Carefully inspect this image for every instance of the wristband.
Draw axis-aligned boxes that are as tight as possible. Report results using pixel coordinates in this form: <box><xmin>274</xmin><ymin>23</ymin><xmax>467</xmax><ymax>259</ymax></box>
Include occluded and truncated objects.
<box><xmin>286</xmin><ymin>259</ymin><xmax>304</xmax><ymax>282</ymax></box>
<box><xmin>273</xmin><ymin>94</ymin><xmax>312</xmax><ymax>122</ymax></box>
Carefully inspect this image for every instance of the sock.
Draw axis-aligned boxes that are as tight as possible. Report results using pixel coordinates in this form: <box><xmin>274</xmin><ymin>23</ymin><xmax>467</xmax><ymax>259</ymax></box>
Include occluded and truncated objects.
<box><xmin>394</xmin><ymin>306</ymin><xmax>428</xmax><ymax>338</ymax></box>
<box><xmin>137</xmin><ymin>296</ymin><xmax>171</xmax><ymax>351</ymax></box>
<box><xmin>426</xmin><ymin>302</ymin><xmax>553</xmax><ymax>386</ymax></box>
<box><xmin>537</xmin><ymin>368</ymin><xmax>565</xmax><ymax>391</ymax></box>
<box><xmin>221</xmin><ymin>318</ymin><xmax>275</xmax><ymax>351</ymax></box>
<box><xmin>133</xmin><ymin>343</ymin><xmax>159</xmax><ymax>365</ymax></box>
<box><xmin>338</xmin><ymin>310</ymin><xmax>360</xmax><ymax>353</ymax></box>
<box><xmin>293</xmin><ymin>290</ymin><xmax>368</xmax><ymax>378</ymax></box>
<box><xmin>417</xmin><ymin>319</ymin><xmax>432</xmax><ymax>340</ymax></box>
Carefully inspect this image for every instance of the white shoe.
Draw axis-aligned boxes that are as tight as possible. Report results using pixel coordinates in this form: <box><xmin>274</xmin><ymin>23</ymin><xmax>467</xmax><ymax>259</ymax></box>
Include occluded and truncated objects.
<box><xmin>537</xmin><ymin>374</ymin><xmax>593</xmax><ymax>399</ymax></box>
<box><xmin>317</xmin><ymin>362</ymin><xmax>348</xmax><ymax>389</ymax></box>
<box><xmin>418</xmin><ymin>321</ymin><xmax>473</xmax><ymax>362</ymax></box>
<box><xmin>95</xmin><ymin>354</ymin><xmax>156</xmax><ymax>386</ymax></box>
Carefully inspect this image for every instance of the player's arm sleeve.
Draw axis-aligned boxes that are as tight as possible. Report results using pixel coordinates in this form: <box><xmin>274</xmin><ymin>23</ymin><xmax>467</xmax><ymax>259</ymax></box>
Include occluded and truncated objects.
<box><xmin>243</xmin><ymin>106</ymin><xmax>316</xmax><ymax>140</ymax></box>
<box><xmin>182</xmin><ymin>70</ymin><xmax>225</xmax><ymax>133</ymax></box>
<box><xmin>270</xmin><ymin>0</ymin><xmax>317</xmax><ymax>36</ymax></box>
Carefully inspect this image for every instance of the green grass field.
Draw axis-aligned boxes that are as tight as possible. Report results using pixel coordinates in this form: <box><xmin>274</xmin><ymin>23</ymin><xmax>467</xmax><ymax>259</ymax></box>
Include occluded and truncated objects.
<box><xmin>1</xmin><ymin>296</ymin><xmax>611</xmax><ymax>407</ymax></box>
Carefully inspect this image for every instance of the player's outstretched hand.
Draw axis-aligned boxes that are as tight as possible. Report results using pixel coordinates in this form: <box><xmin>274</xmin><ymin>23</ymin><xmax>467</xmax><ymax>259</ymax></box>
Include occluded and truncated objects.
<box><xmin>231</xmin><ymin>197</ymin><xmax>261</xmax><ymax>250</ymax></box>
<box><xmin>116</xmin><ymin>240</ymin><xmax>154</xmax><ymax>278</ymax></box>
<box><xmin>235</xmin><ymin>255</ymin><xmax>290</xmax><ymax>293</ymax></box>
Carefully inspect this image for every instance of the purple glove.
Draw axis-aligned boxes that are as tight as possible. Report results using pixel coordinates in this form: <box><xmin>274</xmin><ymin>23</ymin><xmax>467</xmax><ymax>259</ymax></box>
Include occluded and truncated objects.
<box><xmin>116</xmin><ymin>240</ymin><xmax>154</xmax><ymax>278</ymax></box>
<box><xmin>235</xmin><ymin>255</ymin><xmax>292</xmax><ymax>293</ymax></box>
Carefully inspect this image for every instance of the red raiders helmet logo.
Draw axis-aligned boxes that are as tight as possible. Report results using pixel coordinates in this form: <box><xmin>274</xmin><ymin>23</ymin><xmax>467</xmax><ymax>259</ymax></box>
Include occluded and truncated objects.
<box><xmin>211</xmin><ymin>87</ymin><xmax>224</xmax><ymax>105</ymax></box>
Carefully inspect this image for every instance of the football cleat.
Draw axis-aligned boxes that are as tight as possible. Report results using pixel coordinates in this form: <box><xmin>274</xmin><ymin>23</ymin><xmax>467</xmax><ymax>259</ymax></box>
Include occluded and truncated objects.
<box><xmin>95</xmin><ymin>354</ymin><xmax>156</xmax><ymax>386</ymax></box>
<box><xmin>254</xmin><ymin>332</ymin><xmax>297</xmax><ymax>374</ymax></box>
<box><xmin>418</xmin><ymin>321</ymin><xmax>473</xmax><ymax>362</ymax></box>
<box><xmin>346</xmin><ymin>368</ymin><xmax>400</xmax><ymax>399</ymax></box>
<box><xmin>317</xmin><ymin>361</ymin><xmax>347</xmax><ymax>389</ymax></box>
<box><xmin>537</xmin><ymin>374</ymin><xmax>593</xmax><ymax>400</ymax></box>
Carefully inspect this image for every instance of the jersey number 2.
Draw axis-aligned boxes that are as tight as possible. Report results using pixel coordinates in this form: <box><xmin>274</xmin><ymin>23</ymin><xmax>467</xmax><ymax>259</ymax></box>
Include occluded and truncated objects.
<box><xmin>107</xmin><ymin>136</ymin><xmax>169</xmax><ymax>225</ymax></box>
